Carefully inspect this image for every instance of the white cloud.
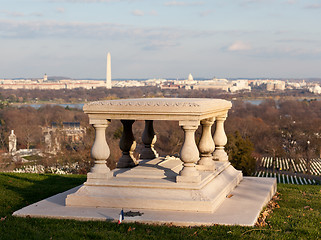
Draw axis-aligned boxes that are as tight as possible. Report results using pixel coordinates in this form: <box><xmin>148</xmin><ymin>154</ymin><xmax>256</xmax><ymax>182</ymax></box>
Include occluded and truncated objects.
<box><xmin>0</xmin><ymin>20</ymin><xmax>194</xmax><ymax>51</ymax></box>
<box><xmin>49</xmin><ymin>0</ymin><xmax>120</xmax><ymax>2</ymax></box>
<box><xmin>239</xmin><ymin>0</ymin><xmax>274</xmax><ymax>7</ymax></box>
<box><xmin>236</xmin><ymin>45</ymin><xmax>321</xmax><ymax>60</ymax></box>
<box><xmin>149</xmin><ymin>10</ymin><xmax>158</xmax><ymax>16</ymax></box>
<box><xmin>305</xmin><ymin>3</ymin><xmax>321</xmax><ymax>9</ymax></box>
<box><xmin>31</xmin><ymin>12</ymin><xmax>44</xmax><ymax>17</ymax></box>
<box><xmin>228</xmin><ymin>41</ymin><xmax>251</xmax><ymax>51</ymax></box>
<box><xmin>131</xmin><ymin>9</ymin><xmax>144</xmax><ymax>16</ymax></box>
<box><xmin>1</xmin><ymin>10</ymin><xmax>44</xmax><ymax>18</ymax></box>
<box><xmin>1</xmin><ymin>10</ymin><xmax>25</xmax><ymax>17</ymax></box>
<box><xmin>0</xmin><ymin>20</ymin><xmax>256</xmax><ymax>41</ymax></box>
<box><xmin>131</xmin><ymin>9</ymin><xmax>158</xmax><ymax>17</ymax></box>
<box><xmin>164</xmin><ymin>1</ymin><xmax>186</xmax><ymax>6</ymax></box>
<box><xmin>49</xmin><ymin>0</ymin><xmax>139</xmax><ymax>2</ymax></box>
<box><xmin>164</xmin><ymin>1</ymin><xmax>204</xmax><ymax>7</ymax></box>
<box><xmin>56</xmin><ymin>8</ymin><xmax>65</xmax><ymax>13</ymax></box>
<box><xmin>142</xmin><ymin>40</ymin><xmax>179</xmax><ymax>50</ymax></box>
<box><xmin>285</xmin><ymin>0</ymin><xmax>296</xmax><ymax>5</ymax></box>
<box><xmin>276</xmin><ymin>38</ymin><xmax>317</xmax><ymax>43</ymax></box>
<box><xmin>199</xmin><ymin>10</ymin><xmax>212</xmax><ymax>17</ymax></box>
<box><xmin>242</xmin><ymin>0</ymin><xmax>270</xmax><ymax>3</ymax></box>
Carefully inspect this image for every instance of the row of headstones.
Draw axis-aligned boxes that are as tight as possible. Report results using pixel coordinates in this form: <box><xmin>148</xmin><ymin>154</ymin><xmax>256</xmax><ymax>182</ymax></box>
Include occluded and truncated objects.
<box><xmin>309</xmin><ymin>159</ymin><xmax>321</xmax><ymax>175</ymax></box>
<box><xmin>254</xmin><ymin>171</ymin><xmax>318</xmax><ymax>185</ymax></box>
<box><xmin>260</xmin><ymin>157</ymin><xmax>321</xmax><ymax>175</ymax></box>
<box><xmin>12</xmin><ymin>164</ymin><xmax>76</xmax><ymax>174</ymax></box>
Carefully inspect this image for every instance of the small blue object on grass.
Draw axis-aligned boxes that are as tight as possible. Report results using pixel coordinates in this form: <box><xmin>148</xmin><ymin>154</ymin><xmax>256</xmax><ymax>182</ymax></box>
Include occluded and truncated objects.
<box><xmin>118</xmin><ymin>209</ymin><xmax>124</xmax><ymax>224</ymax></box>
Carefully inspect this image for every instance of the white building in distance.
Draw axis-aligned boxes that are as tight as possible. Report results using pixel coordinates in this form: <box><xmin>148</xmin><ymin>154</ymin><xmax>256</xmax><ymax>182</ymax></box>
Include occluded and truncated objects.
<box><xmin>266</xmin><ymin>80</ymin><xmax>285</xmax><ymax>91</ymax></box>
<box><xmin>309</xmin><ymin>84</ymin><xmax>321</xmax><ymax>94</ymax></box>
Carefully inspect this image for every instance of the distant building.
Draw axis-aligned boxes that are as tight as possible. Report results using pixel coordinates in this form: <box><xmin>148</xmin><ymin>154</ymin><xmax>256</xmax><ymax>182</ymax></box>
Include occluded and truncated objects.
<box><xmin>160</xmin><ymin>83</ymin><xmax>180</xmax><ymax>90</ymax></box>
<box><xmin>266</xmin><ymin>81</ymin><xmax>274</xmax><ymax>91</ymax></box>
<box><xmin>229</xmin><ymin>80</ymin><xmax>251</xmax><ymax>92</ymax></box>
<box><xmin>62</xmin><ymin>122</ymin><xmax>86</xmax><ymax>142</ymax></box>
<box><xmin>274</xmin><ymin>81</ymin><xmax>286</xmax><ymax>91</ymax></box>
<box><xmin>0</xmin><ymin>79</ymin><xmax>106</xmax><ymax>90</ymax></box>
<box><xmin>266</xmin><ymin>80</ymin><xmax>285</xmax><ymax>91</ymax></box>
<box><xmin>42</xmin><ymin>122</ymin><xmax>86</xmax><ymax>154</ymax></box>
<box><xmin>193</xmin><ymin>78</ymin><xmax>230</xmax><ymax>91</ymax></box>
<box><xmin>309</xmin><ymin>84</ymin><xmax>321</xmax><ymax>94</ymax></box>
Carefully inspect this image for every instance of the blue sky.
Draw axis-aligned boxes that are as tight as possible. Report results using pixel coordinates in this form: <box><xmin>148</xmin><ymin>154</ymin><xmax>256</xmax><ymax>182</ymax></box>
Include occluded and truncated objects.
<box><xmin>1</xmin><ymin>0</ymin><xmax>321</xmax><ymax>79</ymax></box>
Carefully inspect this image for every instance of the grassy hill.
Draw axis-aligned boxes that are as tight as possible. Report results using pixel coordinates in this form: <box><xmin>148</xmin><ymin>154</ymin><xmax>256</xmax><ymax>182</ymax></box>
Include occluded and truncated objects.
<box><xmin>0</xmin><ymin>173</ymin><xmax>320</xmax><ymax>239</ymax></box>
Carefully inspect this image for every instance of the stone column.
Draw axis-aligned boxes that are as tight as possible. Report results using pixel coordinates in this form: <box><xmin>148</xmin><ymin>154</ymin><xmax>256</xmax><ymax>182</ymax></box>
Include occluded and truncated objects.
<box><xmin>213</xmin><ymin>114</ymin><xmax>229</xmax><ymax>161</ymax></box>
<box><xmin>87</xmin><ymin>120</ymin><xmax>112</xmax><ymax>183</ymax></box>
<box><xmin>140</xmin><ymin>120</ymin><xmax>158</xmax><ymax>159</ymax></box>
<box><xmin>117</xmin><ymin>120</ymin><xmax>138</xmax><ymax>168</ymax></box>
<box><xmin>197</xmin><ymin>118</ymin><xmax>216</xmax><ymax>171</ymax></box>
<box><xmin>176</xmin><ymin>121</ymin><xmax>201</xmax><ymax>183</ymax></box>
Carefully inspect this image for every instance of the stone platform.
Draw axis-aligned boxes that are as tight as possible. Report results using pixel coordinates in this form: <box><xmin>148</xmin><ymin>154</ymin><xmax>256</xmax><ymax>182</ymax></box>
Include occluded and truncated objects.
<box><xmin>65</xmin><ymin>158</ymin><xmax>242</xmax><ymax>213</ymax></box>
<box><xmin>13</xmin><ymin>98</ymin><xmax>277</xmax><ymax>226</ymax></box>
<box><xmin>13</xmin><ymin>177</ymin><xmax>276</xmax><ymax>226</ymax></box>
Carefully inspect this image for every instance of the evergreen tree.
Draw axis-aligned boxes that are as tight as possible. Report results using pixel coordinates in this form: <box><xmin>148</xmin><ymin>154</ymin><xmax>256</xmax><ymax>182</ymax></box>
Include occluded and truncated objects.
<box><xmin>226</xmin><ymin>131</ymin><xmax>256</xmax><ymax>176</ymax></box>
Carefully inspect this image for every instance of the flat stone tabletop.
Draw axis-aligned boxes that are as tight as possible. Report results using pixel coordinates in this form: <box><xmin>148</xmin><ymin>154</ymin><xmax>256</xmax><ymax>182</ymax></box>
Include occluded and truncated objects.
<box><xmin>84</xmin><ymin>98</ymin><xmax>232</xmax><ymax>121</ymax></box>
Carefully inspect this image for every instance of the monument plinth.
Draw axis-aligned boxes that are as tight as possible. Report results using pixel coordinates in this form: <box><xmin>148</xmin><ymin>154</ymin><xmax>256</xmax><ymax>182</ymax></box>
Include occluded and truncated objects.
<box><xmin>14</xmin><ymin>98</ymin><xmax>277</xmax><ymax>226</ymax></box>
<box><xmin>66</xmin><ymin>98</ymin><xmax>241</xmax><ymax>212</ymax></box>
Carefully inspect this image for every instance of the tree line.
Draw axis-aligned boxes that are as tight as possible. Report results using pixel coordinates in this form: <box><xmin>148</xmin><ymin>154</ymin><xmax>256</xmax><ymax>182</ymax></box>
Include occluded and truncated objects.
<box><xmin>0</xmin><ymin>87</ymin><xmax>320</xmax><ymax>175</ymax></box>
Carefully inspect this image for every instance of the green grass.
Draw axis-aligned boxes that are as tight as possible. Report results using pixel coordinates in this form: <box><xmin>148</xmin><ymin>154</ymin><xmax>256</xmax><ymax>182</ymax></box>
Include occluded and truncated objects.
<box><xmin>0</xmin><ymin>173</ymin><xmax>320</xmax><ymax>240</ymax></box>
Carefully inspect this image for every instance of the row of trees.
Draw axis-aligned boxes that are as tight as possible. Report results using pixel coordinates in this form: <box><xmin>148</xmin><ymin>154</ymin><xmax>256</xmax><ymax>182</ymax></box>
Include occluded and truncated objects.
<box><xmin>1</xmin><ymin>86</ymin><xmax>317</xmax><ymax>104</ymax></box>
<box><xmin>226</xmin><ymin>99</ymin><xmax>321</xmax><ymax>159</ymax></box>
<box><xmin>0</xmin><ymin>87</ymin><xmax>161</xmax><ymax>104</ymax></box>
<box><xmin>0</xmin><ymin>105</ymin><xmax>88</xmax><ymax>150</ymax></box>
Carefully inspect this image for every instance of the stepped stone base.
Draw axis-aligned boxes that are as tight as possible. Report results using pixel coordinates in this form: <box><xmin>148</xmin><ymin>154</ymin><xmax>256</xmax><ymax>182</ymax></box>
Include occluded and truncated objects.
<box><xmin>66</xmin><ymin>158</ymin><xmax>242</xmax><ymax>213</ymax></box>
<box><xmin>13</xmin><ymin>177</ymin><xmax>276</xmax><ymax>226</ymax></box>
<box><xmin>13</xmin><ymin>157</ymin><xmax>277</xmax><ymax>226</ymax></box>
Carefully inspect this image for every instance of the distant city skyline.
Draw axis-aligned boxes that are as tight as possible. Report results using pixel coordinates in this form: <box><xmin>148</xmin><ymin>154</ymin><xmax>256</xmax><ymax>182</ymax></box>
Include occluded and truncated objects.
<box><xmin>1</xmin><ymin>0</ymin><xmax>321</xmax><ymax>79</ymax></box>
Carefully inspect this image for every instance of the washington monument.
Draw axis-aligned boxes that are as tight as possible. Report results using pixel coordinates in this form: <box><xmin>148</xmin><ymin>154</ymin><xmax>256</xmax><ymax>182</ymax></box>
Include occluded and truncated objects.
<box><xmin>106</xmin><ymin>52</ymin><xmax>112</xmax><ymax>89</ymax></box>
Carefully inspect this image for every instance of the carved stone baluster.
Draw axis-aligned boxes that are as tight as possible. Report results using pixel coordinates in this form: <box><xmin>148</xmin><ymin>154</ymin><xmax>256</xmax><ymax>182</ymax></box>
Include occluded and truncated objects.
<box><xmin>197</xmin><ymin>117</ymin><xmax>216</xmax><ymax>171</ymax></box>
<box><xmin>176</xmin><ymin>121</ymin><xmax>201</xmax><ymax>183</ymax></box>
<box><xmin>213</xmin><ymin>114</ymin><xmax>229</xmax><ymax>161</ymax></box>
<box><xmin>117</xmin><ymin>120</ymin><xmax>138</xmax><ymax>168</ymax></box>
<box><xmin>86</xmin><ymin>120</ymin><xmax>112</xmax><ymax>184</ymax></box>
<box><xmin>141</xmin><ymin>120</ymin><xmax>159</xmax><ymax>159</ymax></box>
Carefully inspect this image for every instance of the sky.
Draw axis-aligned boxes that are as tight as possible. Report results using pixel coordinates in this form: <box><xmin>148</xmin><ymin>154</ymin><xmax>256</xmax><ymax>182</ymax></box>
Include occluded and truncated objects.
<box><xmin>1</xmin><ymin>0</ymin><xmax>321</xmax><ymax>79</ymax></box>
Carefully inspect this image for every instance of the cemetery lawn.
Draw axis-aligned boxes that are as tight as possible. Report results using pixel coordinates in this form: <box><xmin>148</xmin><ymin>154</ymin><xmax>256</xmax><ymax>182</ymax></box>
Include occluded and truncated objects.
<box><xmin>0</xmin><ymin>173</ymin><xmax>320</xmax><ymax>240</ymax></box>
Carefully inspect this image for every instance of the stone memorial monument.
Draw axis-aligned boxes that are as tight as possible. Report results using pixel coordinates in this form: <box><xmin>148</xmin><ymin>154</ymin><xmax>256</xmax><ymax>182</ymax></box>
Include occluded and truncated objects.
<box><xmin>13</xmin><ymin>98</ymin><xmax>277</xmax><ymax>226</ymax></box>
<box><xmin>8</xmin><ymin>130</ymin><xmax>17</xmax><ymax>155</ymax></box>
<box><xmin>66</xmin><ymin>98</ymin><xmax>244</xmax><ymax>212</ymax></box>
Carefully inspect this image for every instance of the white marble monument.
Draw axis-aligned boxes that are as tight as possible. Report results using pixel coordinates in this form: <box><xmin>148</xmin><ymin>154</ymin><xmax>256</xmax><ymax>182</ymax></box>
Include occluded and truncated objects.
<box><xmin>13</xmin><ymin>98</ymin><xmax>277</xmax><ymax>226</ymax></box>
<box><xmin>65</xmin><ymin>98</ymin><xmax>275</xmax><ymax>213</ymax></box>
<box><xmin>8</xmin><ymin>130</ymin><xmax>17</xmax><ymax>155</ymax></box>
